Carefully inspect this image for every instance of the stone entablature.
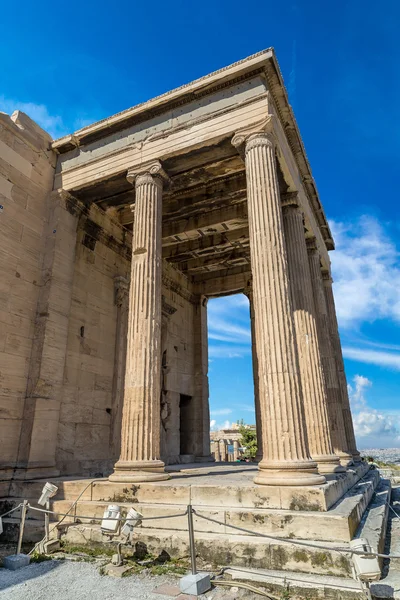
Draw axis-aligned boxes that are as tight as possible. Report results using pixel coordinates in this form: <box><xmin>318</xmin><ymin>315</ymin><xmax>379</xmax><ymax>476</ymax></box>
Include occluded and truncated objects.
<box><xmin>0</xmin><ymin>49</ymin><xmax>360</xmax><ymax>486</ymax></box>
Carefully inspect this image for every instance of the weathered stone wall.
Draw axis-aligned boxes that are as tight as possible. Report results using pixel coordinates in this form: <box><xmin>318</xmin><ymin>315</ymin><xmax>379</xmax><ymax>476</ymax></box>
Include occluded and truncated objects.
<box><xmin>0</xmin><ymin>110</ymin><xmax>201</xmax><ymax>479</ymax></box>
<box><xmin>161</xmin><ymin>262</ymin><xmax>197</xmax><ymax>464</ymax></box>
<box><xmin>56</xmin><ymin>205</ymin><xmax>131</xmax><ymax>476</ymax></box>
<box><xmin>56</xmin><ymin>219</ymin><xmax>200</xmax><ymax>475</ymax></box>
<box><xmin>0</xmin><ymin>111</ymin><xmax>56</xmax><ymax>477</ymax></box>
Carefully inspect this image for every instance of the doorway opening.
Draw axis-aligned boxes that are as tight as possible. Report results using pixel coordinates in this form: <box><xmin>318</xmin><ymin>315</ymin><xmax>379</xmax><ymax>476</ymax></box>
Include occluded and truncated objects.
<box><xmin>207</xmin><ymin>293</ymin><xmax>255</xmax><ymax>445</ymax></box>
<box><xmin>179</xmin><ymin>393</ymin><xmax>193</xmax><ymax>455</ymax></box>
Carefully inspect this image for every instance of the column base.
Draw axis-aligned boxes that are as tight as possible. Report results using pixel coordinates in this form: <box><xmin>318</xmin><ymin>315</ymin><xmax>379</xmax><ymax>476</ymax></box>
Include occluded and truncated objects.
<box><xmin>109</xmin><ymin>459</ymin><xmax>170</xmax><ymax>483</ymax></box>
<box><xmin>312</xmin><ymin>454</ymin><xmax>346</xmax><ymax>474</ymax></box>
<box><xmin>254</xmin><ymin>459</ymin><xmax>326</xmax><ymax>486</ymax></box>
<box><xmin>337</xmin><ymin>452</ymin><xmax>354</xmax><ymax>468</ymax></box>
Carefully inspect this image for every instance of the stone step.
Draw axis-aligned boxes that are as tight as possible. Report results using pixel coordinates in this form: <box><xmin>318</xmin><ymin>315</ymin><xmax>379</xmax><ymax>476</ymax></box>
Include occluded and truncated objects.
<box><xmin>23</xmin><ymin>499</ymin><xmax>352</xmax><ymax>541</ymax></box>
<box><xmin>355</xmin><ymin>477</ymin><xmax>391</xmax><ymax>566</ymax></box>
<box><xmin>4</xmin><ymin>463</ymin><xmax>371</xmax><ymax>511</ymax></box>
<box><xmin>54</xmin><ymin>523</ymin><xmax>353</xmax><ymax>577</ymax></box>
<box><xmin>6</xmin><ymin>477</ymin><xmax>100</xmax><ymax>501</ymax></box>
<box><xmin>224</xmin><ymin>566</ymin><xmax>364</xmax><ymax>600</ymax></box>
<box><xmin>0</xmin><ymin>468</ymin><xmax>381</xmax><ymax>543</ymax></box>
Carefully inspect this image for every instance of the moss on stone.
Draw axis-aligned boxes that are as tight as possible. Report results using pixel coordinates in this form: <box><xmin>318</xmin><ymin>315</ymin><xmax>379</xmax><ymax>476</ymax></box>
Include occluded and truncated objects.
<box><xmin>292</xmin><ymin>550</ymin><xmax>309</xmax><ymax>563</ymax></box>
<box><xmin>310</xmin><ymin>551</ymin><xmax>330</xmax><ymax>567</ymax></box>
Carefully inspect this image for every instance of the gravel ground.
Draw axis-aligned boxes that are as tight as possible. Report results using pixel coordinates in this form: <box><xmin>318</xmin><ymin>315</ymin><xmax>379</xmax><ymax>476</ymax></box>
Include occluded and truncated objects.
<box><xmin>0</xmin><ymin>560</ymin><xmax>245</xmax><ymax>600</ymax></box>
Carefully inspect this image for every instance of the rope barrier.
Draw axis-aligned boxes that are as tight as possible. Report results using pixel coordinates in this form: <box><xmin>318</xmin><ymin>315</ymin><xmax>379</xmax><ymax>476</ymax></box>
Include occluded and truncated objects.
<box><xmin>3</xmin><ymin>465</ymin><xmax>398</xmax><ymax>564</ymax></box>
<box><xmin>192</xmin><ymin>509</ymin><xmax>400</xmax><ymax>560</ymax></box>
<box><xmin>27</xmin><ymin>504</ymin><xmax>188</xmax><ymax>523</ymax></box>
<box><xmin>0</xmin><ymin>503</ymin><xmax>23</xmax><ymax>519</ymax></box>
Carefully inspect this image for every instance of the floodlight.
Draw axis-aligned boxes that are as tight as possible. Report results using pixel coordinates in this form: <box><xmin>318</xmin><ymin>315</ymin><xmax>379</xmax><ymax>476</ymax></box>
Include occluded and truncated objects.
<box><xmin>121</xmin><ymin>507</ymin><xmax>143</xmax><ymax>537</ymax></box>
<box><xmin>101</xmin><ymin>504</ymin><xmax>121</xmax><ymax>533</ymax></box>
<box><xmin>38</xmin><ymin>482</ymin><xmax>58</xmax><ymax>506</ymax></box>
<box><xmin>350</xmin><ymin>538</ymin><xmax>381</xmax><ymax>582</ymax></box>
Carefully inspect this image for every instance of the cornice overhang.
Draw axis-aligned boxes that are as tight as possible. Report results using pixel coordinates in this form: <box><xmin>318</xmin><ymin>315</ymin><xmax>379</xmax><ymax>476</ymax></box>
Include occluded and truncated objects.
<box><xmin>51</xmin><ymin>49</ymin><xmax>274</xmax><ymax>153</ymax></box>
<box><xmin>51</xmin><ymin>48</ymin><xmax>334</xmax><ymax>251</ymax></box>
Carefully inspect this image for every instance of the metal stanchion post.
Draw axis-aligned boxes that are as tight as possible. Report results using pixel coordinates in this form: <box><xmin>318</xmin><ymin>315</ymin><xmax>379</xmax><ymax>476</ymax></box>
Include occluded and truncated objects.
<box><xmin>179</xmin><ymin>505</ymin><xmax>211</xmax><ymax>596</ymax></box>
<box><xmin>16</xmin><ymin>500</ymin><xmax>28</xmax><ymax>555</ymax></box>
<box><xmin>187</xmin><ymin>504</ymin><xmax>197</xmax><ymax>575</ymax></box>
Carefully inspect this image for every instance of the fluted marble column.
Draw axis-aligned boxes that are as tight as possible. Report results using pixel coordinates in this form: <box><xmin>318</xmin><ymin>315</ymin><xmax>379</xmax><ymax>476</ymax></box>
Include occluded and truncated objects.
<box><xmin>282</xmin><ymin>199</ymin><xmax>343</xmax><ymax>474</ymax></box>
<box><xmin>109</xmin><ymin>161</ymin><xmax>170</xmax><ymax>482</ymax></box>
<box><xmin>323</xmin><ymin>273</ymin><xmax>361</xmax><ymax>462</ymax></box>
<box><xmin>233</xmin><ymin>126</ymin><xmax>325</xmax><ymax>486</ymax></box>
<box><xmin>233</xmin><ymin>440</ymin><xmax>240</xmax><ymax>461</ymax></box>
<box><xmin>244</xmin><ymin>285</ymin><xmax>263</xmax><ymax>462</ymax></box>
<box><xmin>307</xmin><ymin>243</ymin><xmax>353</xmax><ymax>466</ymax></box>
<box><xmin>219</xmin><ymin>439</ymin><xmax>227</xmax><ymax>462</ymax></box>
<box><xmin>110</xmin><ymin>276</ymin><xmax>129</xmax><ymax>460</ymax></box>
<box><xmin>214</xmin><ymin>442</ymin><xmax>221</xmax><ymax>462</ymax></box>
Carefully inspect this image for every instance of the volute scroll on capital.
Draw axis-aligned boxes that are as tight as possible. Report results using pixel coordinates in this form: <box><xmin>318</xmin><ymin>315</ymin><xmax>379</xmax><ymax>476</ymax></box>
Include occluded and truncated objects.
<box><xmin>126</xmin><ymin>160</ymin><xmax>171</xmax><ymax>188</ymax></box>
<box><xmin>243</xmin><ymin>278</ymin><xmax>253</xmax><ymax>300</ymax></box>
<box><xmin>231</xmin><ymin>115</ymin><xmax>277</xmax><ymax>156</ymax></box>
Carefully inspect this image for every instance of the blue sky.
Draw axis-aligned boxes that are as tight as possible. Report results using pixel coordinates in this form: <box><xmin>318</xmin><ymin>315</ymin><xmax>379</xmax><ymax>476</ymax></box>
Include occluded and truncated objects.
<box><xmin>1</xmin><ymin>0</ymin><xmax>399</xmax><ymax>449</ymax></box>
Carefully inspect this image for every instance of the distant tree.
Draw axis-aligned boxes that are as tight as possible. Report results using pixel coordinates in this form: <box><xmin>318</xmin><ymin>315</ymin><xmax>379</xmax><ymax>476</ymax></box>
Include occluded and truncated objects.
<box><xmin>239</xmin><ymin>425</ymin><xmax>257</xmax><ymax>459</ymax></box>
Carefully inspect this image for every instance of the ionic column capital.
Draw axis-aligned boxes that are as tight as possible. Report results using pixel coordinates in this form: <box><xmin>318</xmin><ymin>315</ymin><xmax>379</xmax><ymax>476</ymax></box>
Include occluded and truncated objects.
<box><xmin>321</xmin><ymin>270</ymin><xmax>333</xmax><ymax>284</ymax></box>
<box><xmin>243</xmin><ymin>277</ymin><xmax>253</xmax><ymax>300</ymax></box>
<box><xmin>281</xmin><ymin>191</ymin><xmax>300</xmax><ymax>211</ymax></box>
<box><xmin>231</xmin><ymin>115</ymin><xmax>277</xmax><ymax>155</ymax></box>
<box><xmin>114</xmin><ymin>276</ymin><xmax>129</xmax><ymax>308</ymax></box>
<box><xmin>126</xmin><ymin>160</ymin><xmax>170</xmax><ymax>188</ymax></box>
<box><xmin>306</xmin><ymin>236</ymin><xmax>318</xmax><ymax>254</ymax></box>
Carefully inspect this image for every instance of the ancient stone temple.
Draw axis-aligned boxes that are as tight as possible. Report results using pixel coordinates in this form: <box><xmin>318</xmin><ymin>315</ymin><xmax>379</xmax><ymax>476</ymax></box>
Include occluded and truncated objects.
<box><xmin>2</xmin><ymin>49</ymin><xmax>390</xmax><ymax>581</ymax></box>
<box><xmin>0</xmin><ymin>48</ymin><xmax>360</xmax><ymax>485</ymax></box>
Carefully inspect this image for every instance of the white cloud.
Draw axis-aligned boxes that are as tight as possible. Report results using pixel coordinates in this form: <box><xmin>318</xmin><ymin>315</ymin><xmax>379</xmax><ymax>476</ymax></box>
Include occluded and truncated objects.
<box><xmin>347</xmin><ymin>375</ymin><xmax>400</xmax><ymax>449</ymax></box>
<box><xmin>347</xmin><ymin>374</ymin><xmax>372</xmax><ymax>409</ymax></box>
<box><xmin>208</xmin><ymin>345</ymin><xmax>250</xmax><ymax>359</ymax></box>
<box><xmin>343</xmin><ymin>347</ymin><xmax>400</xmax><ymax>371</ymax></box>
<box><xmin>329</xmin><ymin>216</ymin><xmax>400</xmax><ymax>328</ymax></box>
<box><xmin>210</xmin><ymin>419</ymin><xmax>233</xmax><ymax>432</ymax></box>
<box><xmin>0</xmin><ymin>96</ymin><xmax>67</xmax><ymax>139</ymax></box>
<box><xmin>0</xmin><ymin>96</ymin><xmax>99</xmax><ymax>140</ymax></box>
<box><xmin>353</xmin><ymin>411</ymin><xmax>400</xmax><ymax>448</ymax></box>
<box><xmin>210</xmin><ymin>408</ymin><xmax>232</xmax><ymax>416</ymax></box>
<box><xmin>208</xmin><ymin>295</ymin><xmax>251</xmax><ymax>360</ymax></box>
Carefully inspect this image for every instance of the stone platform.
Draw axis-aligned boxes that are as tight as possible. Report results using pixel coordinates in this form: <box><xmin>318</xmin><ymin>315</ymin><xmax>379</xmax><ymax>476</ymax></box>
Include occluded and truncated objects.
<box><xmin>0</xmin><ymin>462</ymin><xmax>390</xmax><ymax>578</ymax></box>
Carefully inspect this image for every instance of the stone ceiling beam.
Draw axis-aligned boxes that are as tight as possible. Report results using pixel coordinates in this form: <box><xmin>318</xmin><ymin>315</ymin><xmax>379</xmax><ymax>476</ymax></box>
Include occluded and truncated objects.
<box><xmin>162</xmin><ymin>202</ymin><xmax>247</xmax><ymax>242</ymax></box>
<box><xmin>182</xmin><ymin>246</ymin><xmax>250</xmax><ymax>273</ymax></box>
<box><xmin>192</xmin><ymin>267</ymin><xmax>251</xmax><ymax>296</ymax></box>
<box><xmin>163</xmin><ymin>226</ymin><xmax>249</xmax><ymax>257</ymax></box>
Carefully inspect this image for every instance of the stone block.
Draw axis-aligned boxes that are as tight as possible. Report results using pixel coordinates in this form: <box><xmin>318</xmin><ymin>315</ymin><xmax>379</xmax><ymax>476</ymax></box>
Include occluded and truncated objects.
<box><xmin>43</xmin><ymin>539</ymin><xmax>61</xmax><ymax>553</ymax></box>
<box><xmin>3</xmin><ymin>553</ymin><xmax>31</xmax><ymax>570</ymax></box>
<box><xmin>153</xmin><ymin>583</ymin><xmax>181</xmax><ymax>596</ymax></box>
<box><xmin>179</xmin><ymin>573</ymin><xmax>211</xmax><ymax>596</ymax></box>
<box><xmin>103</xmin><ymin>563</ymin><xmax>134</xmax><ymax>577</ymax></box>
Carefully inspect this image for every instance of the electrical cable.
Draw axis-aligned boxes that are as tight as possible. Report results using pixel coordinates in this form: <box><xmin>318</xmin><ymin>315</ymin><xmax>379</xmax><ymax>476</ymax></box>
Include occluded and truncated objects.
<box><xmin>212</xmin><ymin>579</ymin><xmax>279</xmax><ymax>598</ymax></box>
